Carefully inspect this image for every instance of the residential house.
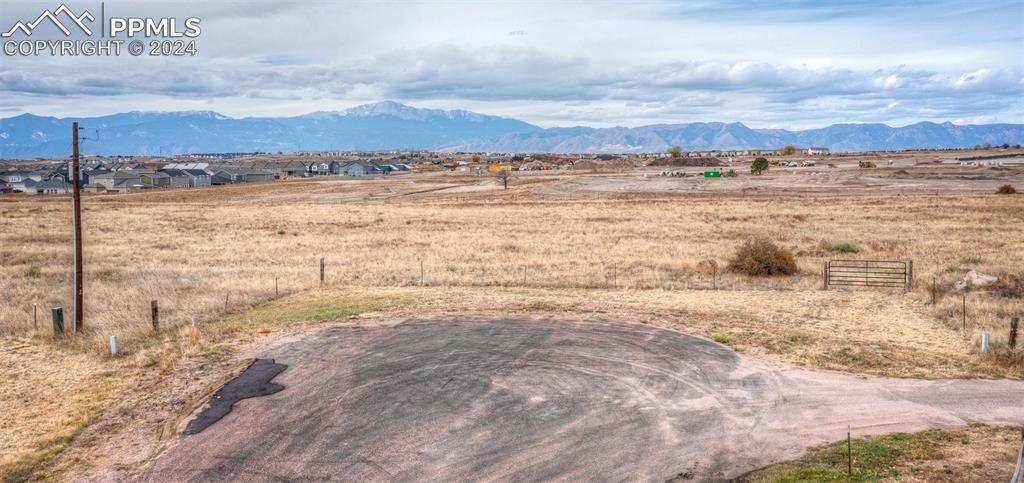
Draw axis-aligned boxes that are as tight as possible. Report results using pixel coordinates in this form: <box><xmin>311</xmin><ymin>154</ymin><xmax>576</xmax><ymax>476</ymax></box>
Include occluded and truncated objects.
<box><xmin>212</xmin><ymin>168</ymin><xmax>275</xmax><ymax>185</ymax></box>
<box><xmin>8</xmin><ymin>177</ymin><xmax>37</xmax><ymax>193</ymax></box>
<box><xmin>253</xmin><ymin>161</ymin><xmax>306</xmax><ymax>178</ymax></box>
<box><xmin>307</xmin><ymin>160</ymin><xmax>343</xmax><ymax>176</ymax></box>
<box><xmin>182</xmin><ymin>169</ymin><xmax>212</xmax><ymax>187</ymax></box>
<box><xmin>30</xmin><ymin>179</ymin><xmax>71</xmax><ymax>195</ymax></box>
<box><xmin>806</xmin><ymin>147</ymin><xmax>830</xmax><ymax>155</ymax></box>
<box><xmin>281</xmin><ymin>161</ymin><xmax>309</xmax><ymax>177</ymax></box>
<box><xmin>308</xmin><ymin>161</ymin><xmax>331</xmax><ymax>176</ymax></box>
<box><xmin>211</xmin><ymin>170</ymin><xmax>240</xmax><ymax>185</ymax></box>
<box><xmin>0</xmin><ymin>170</ymin><xmax>31</xmax><ymax>185</ymax></box>
<box><xmin>82</xmin><ymin>169</ymin><xmax>112</xmax><ymax>186</ymax></box>
<box><xmin>244</xmin><ymin>170</ymin><xmax>276</xmax><ymax>183</ymax></box>
<box><xmin>155</xmin><ymin>169</ymin><xmax>193</xmax><ymax>188</ymax></box>
<box><xmin>89</xmin><ymin>172</ymin><xmax>144</xmax><ymax>193</ymax></box>
<box><xmin>340</xmin><ymin>162</ymin><xmax>384</xmax><ymax>176</ymax></box>
<box><xmin>140</xmin><ymin>171</ymin><xmax>172</xmax><ymax>188</ymax></box>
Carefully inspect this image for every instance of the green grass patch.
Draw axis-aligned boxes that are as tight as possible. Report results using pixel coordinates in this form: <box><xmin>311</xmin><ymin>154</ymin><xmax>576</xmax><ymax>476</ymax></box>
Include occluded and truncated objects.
<box><xmin>786</xmin><ymin>334</ymin><xmax>813</xmax><ymax>345</ymax></box>
<box><xmin>227</xmin><ymin>294</ymin><xmax>397</xmax><ymax>329</ymax></box>
<box><xmin>821</xmin><ymin>241</ymin><xmax>861</xmax><ymax>254</ymax></box>
<box><xmin>712</xmin><ymin>334</ymin><xmax>733</xmax><ymax>345</ymax></box>
<box><xmin>744</xmin><ymin>429</ymin><xmax>958</xmax><ymax>482</ymax></box>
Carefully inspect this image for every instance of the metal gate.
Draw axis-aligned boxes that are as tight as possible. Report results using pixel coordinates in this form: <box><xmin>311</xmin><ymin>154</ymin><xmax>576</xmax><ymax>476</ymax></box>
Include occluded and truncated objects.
<box><xmin>824</xmin><ymin>260</ymin><xmax>913</xmax><ymax>290</ymax></box>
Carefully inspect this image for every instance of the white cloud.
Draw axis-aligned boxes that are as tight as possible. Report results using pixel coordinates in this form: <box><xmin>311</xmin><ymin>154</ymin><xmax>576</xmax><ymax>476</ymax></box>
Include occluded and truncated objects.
<box><xmin>0</xmin><ymin>0</ymin><xmax>1021</xmax><ymax>128</ymax></box>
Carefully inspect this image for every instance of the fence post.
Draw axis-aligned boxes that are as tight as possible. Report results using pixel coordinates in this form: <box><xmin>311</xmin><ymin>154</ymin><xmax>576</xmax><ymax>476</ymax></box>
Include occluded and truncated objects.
<box><xmin>1011</xmin><ymin>317</ymin><xmax>1020</xmax><ymax>350</ymax></box>
<box><xmin>981</xmin><ymin>331</ymin><xmax>990</xmax><ymax>353</ymax></box>
<box><xmin>906</xmin><ymin>260</ymin><xmax>913</xmax><ymax>291</ymax></box>
<box><xmin>151</xmin><ymin>300</ymin><xmax>160</xmax><ymax>332</ymax></box>
<box><xmin>962</xmin><ymin>292</ymin><xmax>967</xmax><ymax>330</ymax></box>
<box><xmin>931</xmin><ymin>279</ymin><xmax>937</xmax><ymax>305</ymax></box>
<box><xmin>420</xmin><ymin>259</ymin><xmax>425</xmax><ymax>286</ymax></box>
<box><xmin>822</xmin><ymin>261</ymin><xmax>829</xmax><ymax>290</ymax></box>
<box><xmin>275</xmin><ymin>277</ymin><xmax>279</xmax><ymax>296</ymax></box>
<box><xmin>320</xmin><ymin>257</ymin><xmax>325</xmax><ymax>284</ymax></box>
<box><xmin>51</xmin><ymin>307</ymin><xmax>64</xmax><ymax>335</ymax></box>
<box><xmin>110</xmin><ymin>335</ymin><xmax>118</xmax><ymax>356</ymax></box>
<box><xmin>33</xmin><ymin>304</ymin><xmax>38</xmax><ymax>330</ymax></box>
<box><xmin>847</xmin><ymin>426</ymin><xmax>852</xmax><ymax>477</ymax></box>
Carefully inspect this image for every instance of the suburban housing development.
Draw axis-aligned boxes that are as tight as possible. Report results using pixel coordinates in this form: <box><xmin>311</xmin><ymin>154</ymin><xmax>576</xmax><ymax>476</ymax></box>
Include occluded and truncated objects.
<box><xmin>0</xmin><ymin>158</ymin><xmax>415</xmax><ymax>194</ymax></box>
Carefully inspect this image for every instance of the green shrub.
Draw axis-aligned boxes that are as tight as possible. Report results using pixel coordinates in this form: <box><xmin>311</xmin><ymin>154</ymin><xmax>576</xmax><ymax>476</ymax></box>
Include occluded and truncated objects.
<box><xmin>26</xmin><ymin>266</ymin><xmax>40</xmax><ymax>277</ymax></box>
<box><xmin>996</xmin><ymin>184</ymin><xmax>1016</xmax><ymax>194</ymax></box>
<box><xmin>727</xmin><ymin>238</ymin><xmax>798</xmax><ymax>276</ymax></box>
<box><xmin>751</xmin><ymin>157</ymin><xmax>770</xmax><ymax>175</ymax></box>
<box><xmin>712</xmin><ymin>334</ymin><xmax>733</xmax><ymax>345</ymax></box>
<box><xmin>822</xmin><ymin>241</ymin><xmax>861</xmax><ymax>254</ymax></box>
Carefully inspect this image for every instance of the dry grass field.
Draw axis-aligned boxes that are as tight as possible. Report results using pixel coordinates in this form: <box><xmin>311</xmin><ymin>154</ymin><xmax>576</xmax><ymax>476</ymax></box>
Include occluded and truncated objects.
<box><xmin>1</xmin><ymin>160</ymin><xmax>1022</xmax><ymax>479</ymax></box>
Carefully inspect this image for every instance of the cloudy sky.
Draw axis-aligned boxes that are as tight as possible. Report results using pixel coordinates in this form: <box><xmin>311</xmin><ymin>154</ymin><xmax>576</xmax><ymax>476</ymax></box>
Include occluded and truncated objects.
<box><xmin>1</xmin><ymin>0</ymin><xmax>1022</xmax><ymax>128</ymax></box>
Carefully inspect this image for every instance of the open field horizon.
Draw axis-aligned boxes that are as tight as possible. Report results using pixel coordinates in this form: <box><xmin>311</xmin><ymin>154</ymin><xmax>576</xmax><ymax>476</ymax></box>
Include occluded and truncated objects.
<box><xmin>3</xmin><ymin>161</ymin><xmax>1022</xmax><ymax>343</ymax></box>
<box><xmin>1</xmin><ymin>159</ymin><xmax>1022</xmax><ymax>480</ymax></box>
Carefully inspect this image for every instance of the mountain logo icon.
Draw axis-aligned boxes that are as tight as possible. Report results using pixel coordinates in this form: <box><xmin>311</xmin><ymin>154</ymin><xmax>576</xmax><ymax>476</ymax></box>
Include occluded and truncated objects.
<box><xmin>2</xmin><ymin>4</ymin><xmax>95</xmax><ymax>38</ymax></box>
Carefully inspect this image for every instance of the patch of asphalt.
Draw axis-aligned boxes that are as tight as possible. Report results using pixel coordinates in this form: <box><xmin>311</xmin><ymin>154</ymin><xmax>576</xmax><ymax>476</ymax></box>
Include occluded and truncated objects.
<box><xmin>140</xmin><ymin>318</ymin><xmax>1024</xmax><ymax>482</ymax></box>
<box><xmin>182</xmin><ymin>359</ymin><xmax>288</xmax><ymax>436</ymax></box>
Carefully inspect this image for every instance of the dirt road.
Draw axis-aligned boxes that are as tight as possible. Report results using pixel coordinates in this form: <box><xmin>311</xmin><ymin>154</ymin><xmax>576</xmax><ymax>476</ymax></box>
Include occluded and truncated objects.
<box><xmin>140</xmin><ymin>318</ymin><xmax>1024</xmax><ymax>482</ymax></box>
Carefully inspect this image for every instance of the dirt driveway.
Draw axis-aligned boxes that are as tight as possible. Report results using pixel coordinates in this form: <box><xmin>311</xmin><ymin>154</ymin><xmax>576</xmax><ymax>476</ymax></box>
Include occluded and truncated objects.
<box><xmin>140</xmin><ymin>318</ymin><xmax>1024</xmax><ymax>482</ymax></box>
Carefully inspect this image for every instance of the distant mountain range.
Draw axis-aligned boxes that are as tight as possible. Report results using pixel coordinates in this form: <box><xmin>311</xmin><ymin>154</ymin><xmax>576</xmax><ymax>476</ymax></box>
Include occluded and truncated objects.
<box><xmin>1</xmin><ymin>101</ymin><xmax>1021</xmax><ymax>159</ymax></box>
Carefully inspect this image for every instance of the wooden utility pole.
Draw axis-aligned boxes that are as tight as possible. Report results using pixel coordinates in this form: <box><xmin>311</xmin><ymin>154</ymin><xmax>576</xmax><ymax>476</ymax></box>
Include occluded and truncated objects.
<box><xmin>71</xmin><ymin>122</ymin><xmax>84</xmax><ymax>333</ymax></box>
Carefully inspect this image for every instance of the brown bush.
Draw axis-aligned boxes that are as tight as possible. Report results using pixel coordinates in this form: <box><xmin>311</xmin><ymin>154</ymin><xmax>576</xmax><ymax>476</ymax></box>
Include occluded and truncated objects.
<box><xmin>727</xmin><ymin>238</ymin><xmax>798</xmax><ymax>276</ymax></box>
<box><xmin>995</xmin><ymin>184</ymin><xmax>1017</xmax><ymax>194</ymax></box>
<box><xmin>991</xmin><ymin>273</ymin><xmax>1023</xmax><ymax>298</ymax></box>
<box><xmin>695</xmin><ymin>259</ymin><xmax>718</xmax><ymax>274</ymax></box>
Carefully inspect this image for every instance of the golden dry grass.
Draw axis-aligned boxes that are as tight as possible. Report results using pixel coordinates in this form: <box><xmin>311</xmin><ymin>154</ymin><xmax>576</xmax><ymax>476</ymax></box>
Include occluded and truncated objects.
<box><xmin>2</xmin><ymin>172</ymin><xmax>1021</xmax><ymax>350</ymax></box>
<box><xmin>1</xmin><ymin>167</ymin><xmax>1022</xmax><ymax>479</ymax></box>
